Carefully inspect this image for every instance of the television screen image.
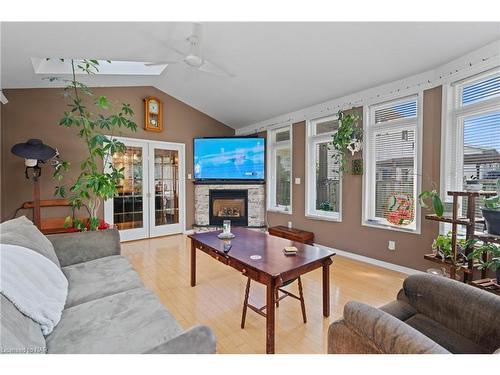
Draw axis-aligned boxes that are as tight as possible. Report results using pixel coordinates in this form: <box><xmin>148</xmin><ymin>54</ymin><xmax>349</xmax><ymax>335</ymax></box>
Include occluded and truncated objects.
<box><xmin>194</xmin><ymin>138</ymin><xmax>265</xmax><ymax>181</ymax></box>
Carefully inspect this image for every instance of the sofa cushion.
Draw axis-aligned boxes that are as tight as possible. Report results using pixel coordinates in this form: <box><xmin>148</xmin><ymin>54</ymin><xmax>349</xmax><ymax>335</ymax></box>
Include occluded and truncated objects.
<box><xmin>45</xmin><ymin>288</ymin><xmax>184</xmax><ymax>353</ymax></box>
<box><xmin>62</xmin><ymin>255</ymin><xmax>143</xmax><ymax>308</ymax></box>
<box><xmin>0</xmin><ymin>295</ymin><xmax>47</xmax><ymax>354</ymax></box>
<box><xmin>379</xmin><ymin>300</ymin><xmax>417</xmax><ymax>321</ymax></box>
<box><xmin>405</xmin><ymin>314</ymin><xmax>486</xmax><ymax>354</ymax></box>
<box><xmin>0</xmin><ymin>216</ymin><xmax>60</xmax><ymax>268</ymax></box>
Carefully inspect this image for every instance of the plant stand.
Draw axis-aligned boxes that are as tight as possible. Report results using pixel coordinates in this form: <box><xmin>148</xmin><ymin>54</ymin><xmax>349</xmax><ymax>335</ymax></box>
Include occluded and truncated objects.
<box><xmin>469</xmin><ymin>278</ymin><xmax>500</xmax><ymax>296</ymax></box>
<box><xmin>423</xmin><ymin>191</ymin><xmax>498</xmax><ymax>282</ymax></box>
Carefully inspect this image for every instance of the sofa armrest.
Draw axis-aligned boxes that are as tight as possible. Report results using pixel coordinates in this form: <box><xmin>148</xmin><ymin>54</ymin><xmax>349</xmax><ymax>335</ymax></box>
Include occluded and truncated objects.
<box><xmin>47</xmin><ymin>229</ymin><xmax>121</xmax><ymax>267</ymax></box>
<box><xmin>144</xmin><ymin>325</ymin><xmax>216</xmax><ymax>354</ymax></box>
<box><xmin>328</xmin><ymin>301</ymin><xmax>449</xmax><ymax>354</ymax></box>
<box><xmin>401</xmin><ymin>274</ymin><xmax>500</xmax><ymax>353</ymax></box>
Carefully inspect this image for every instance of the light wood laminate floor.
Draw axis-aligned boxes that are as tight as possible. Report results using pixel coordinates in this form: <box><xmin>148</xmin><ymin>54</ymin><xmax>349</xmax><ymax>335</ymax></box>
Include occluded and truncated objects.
<box><xmin>122</xmin><ymin>234</ymin><xmax>405</xmax><ymax>354</ymax></box>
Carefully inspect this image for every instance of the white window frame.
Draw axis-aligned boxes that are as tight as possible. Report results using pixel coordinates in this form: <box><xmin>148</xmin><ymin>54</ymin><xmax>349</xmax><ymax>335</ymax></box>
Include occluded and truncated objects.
<box><xmin>441</xmin><ymin>68</ymin><xmax>500</xmax><ymax>202</ymax></box>
<box><xmin>362</xmin><ymin>93</ymin><xmax>423</xmax><ymax>234</ymax></box>
<box><xmin>266</xmin><ymin>125</ymin><xmax>292</xmax><ymax>214</ymax></box>
<box><xmin>305</xmin><ymin>114</ymin><xmax>342</xmax><ymax>222</ymax></box>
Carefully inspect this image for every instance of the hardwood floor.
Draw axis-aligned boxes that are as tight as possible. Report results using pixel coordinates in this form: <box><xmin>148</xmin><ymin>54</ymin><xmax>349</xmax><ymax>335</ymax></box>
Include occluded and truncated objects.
<box><xmin>121</xmin><ymin>234</ymin><xmax>406</xmax><ymax>354</ymax></box>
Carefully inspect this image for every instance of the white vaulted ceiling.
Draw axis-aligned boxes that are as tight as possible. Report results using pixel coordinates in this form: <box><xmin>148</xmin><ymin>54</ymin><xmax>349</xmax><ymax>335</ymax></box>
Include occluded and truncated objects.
<box><xmin>1</xmin><ymin>22</ymin><xmax>499</xmax><ymax>128</ymax></box>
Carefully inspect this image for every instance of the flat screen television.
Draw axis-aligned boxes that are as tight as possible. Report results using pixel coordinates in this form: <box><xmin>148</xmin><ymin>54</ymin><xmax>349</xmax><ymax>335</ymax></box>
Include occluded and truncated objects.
<box><xmin>194</xmin><ymin>137</ymin><xmax>265</xmax><ymax>181</ymax></box>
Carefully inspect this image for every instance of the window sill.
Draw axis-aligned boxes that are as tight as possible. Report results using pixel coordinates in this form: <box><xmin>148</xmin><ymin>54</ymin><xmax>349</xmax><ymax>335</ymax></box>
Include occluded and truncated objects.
<box><xmin>362</xmin><ymin>220</ymin><xmax>420</xmax><ymax>235</ymax></box>
<box><xmin>305</xmin><ymin>214</ymin><xmax>342</xmax><ymax>223</ymax></box>
<box><xmin>267</xmin><ymin>208</ymin><xmax>293</xmax><ymax>215</ymax></box>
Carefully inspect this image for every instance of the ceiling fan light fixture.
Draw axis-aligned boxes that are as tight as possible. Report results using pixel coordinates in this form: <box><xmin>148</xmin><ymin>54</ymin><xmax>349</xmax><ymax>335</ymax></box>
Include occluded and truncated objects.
<box><xmin>184</xmin><ymin>54</ymin><xmax>203</xmax><ymax>68</ymax></box>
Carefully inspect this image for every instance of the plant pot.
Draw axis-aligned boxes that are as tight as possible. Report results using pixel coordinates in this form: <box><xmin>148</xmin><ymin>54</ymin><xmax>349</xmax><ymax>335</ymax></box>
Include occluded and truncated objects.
<box><xmin>482</xmin><ymin>208</ymin><xmax>500</xmax><ymax>235</ymax></box>
<box><xmin>464</xmin><ymin>182</ymin><xmax>482</xmax><ymax>191</ymax></box>
<box><xmin>496</xmin><ymin>268</ymin><xmax>500</xmax><ymax>284</ymax></box>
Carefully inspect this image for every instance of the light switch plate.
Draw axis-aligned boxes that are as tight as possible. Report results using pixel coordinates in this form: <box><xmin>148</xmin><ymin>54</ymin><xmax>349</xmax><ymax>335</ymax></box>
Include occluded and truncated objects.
<box><xmin>187</xmin><ymin>173</ymin><xmax>192</xmax><ymax>180</ymax></box>
<box><xmin>294</xmin><ymin>177</ymin><xmax>301</xmax><ymax>185</ymax></box>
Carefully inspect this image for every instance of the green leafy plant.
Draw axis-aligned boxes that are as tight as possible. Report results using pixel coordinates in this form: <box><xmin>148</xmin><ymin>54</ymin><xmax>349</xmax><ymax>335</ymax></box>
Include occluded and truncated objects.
<box><xmin>419</xmin><ymin>187</ymin><xmax>444</xmax><ymax>217</ymax></box>
<box><xmin>432</xmin><ymin>233</ymin><xmax>453</xmax><ymax>259</ymax></box>
<box><xmin>484</xmin><ymin>179</ymin><xmax>500</xmax><ymax>211</ymax></box>
<box><xmin>330</xmin><ymin>110</ymin><xmax>362</xmax><ymax>174</ymax></box>
<box><xmin>318</xmin><ymin>201</ymin><xmax>334</xmax><ymax>211</ymax></box>
<box><xmin>52</xmin><ymin>59</ymin><xmax>137</xmax><ymax>231</ymax></box>
<box><xmin>467</xmin><ymin>242</ymin><xmax>500</xmax><ymax>272</ymax></box>
<box><xmin>432</xmin><ymin>232</ymin><xmax>469</xmax><ymax>273</ymax></box>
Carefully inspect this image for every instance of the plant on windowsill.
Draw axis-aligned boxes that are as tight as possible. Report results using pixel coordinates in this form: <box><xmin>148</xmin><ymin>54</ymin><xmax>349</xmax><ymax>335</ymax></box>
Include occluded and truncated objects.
<box><xmin>51</xmin><ymin>59</ymin><xmax>138</xmax><ymax>231</ymax></box>
<box><xmin>330</xmin><ymin>110</ymin><xmax>362</xmax><ymax>174</ymax></box>
<box><xmin>318</xmin><ymin>201</ymin><xmax>334</xmax><ymax>212</ymax></box>
<box><xmin>467</xmin><ymin>241</ymin><xmax>500</xmax><ymax>283</ymax></box>
<box><xmin>482</xmin><ymin>179</ymin><xmax>500</xmax><ymax>235</ymax></box>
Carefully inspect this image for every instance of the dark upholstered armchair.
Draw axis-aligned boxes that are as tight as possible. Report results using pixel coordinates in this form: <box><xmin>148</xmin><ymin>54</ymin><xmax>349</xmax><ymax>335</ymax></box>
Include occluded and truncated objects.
<box><xmin>328</xmin><ymin>274</ymin><xmax>500</xmax><ymax>354</ymax></box>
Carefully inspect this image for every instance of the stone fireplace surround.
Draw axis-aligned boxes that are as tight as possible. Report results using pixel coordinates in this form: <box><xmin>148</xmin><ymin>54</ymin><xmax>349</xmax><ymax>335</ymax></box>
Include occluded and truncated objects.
<box><xmin>194</xmin><ymin>184</ymin><xmax>265</xmax><ymax>227</ymax></box>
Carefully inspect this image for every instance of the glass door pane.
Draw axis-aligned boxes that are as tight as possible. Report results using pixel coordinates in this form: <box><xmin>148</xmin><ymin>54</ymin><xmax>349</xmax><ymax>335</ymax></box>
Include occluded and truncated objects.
<box><xmin>149</xmin><ymin>142</ymin><xmax>184</xmax><ymax>237</ymax></box>
<box><xmin>113</xmin><ymin>146</ymin><xmax>144</xmax><ymax>230</ymax></box>
<box><xmin>154</xmin><ymin>149</ymin><xmax>179</xmax><ymax>226</ymax></box>
<box><xmin>104</xmin><ymin>139</ymin><xmax>149</xmax><ymax>241</ymax></box>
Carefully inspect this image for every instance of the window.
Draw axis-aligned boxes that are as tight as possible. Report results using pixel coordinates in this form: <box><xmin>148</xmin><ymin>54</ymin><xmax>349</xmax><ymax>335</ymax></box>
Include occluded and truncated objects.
<box><xmin>363</xmin><ymin>95</ymin><xmax>422</xmax><ymax>232</ymax></box>
<box><xmin>306</xmin><ymin>115</ymin><xmax>341</xmax><ymax>221</ymax></box>
<box><xmin>267</xmin><ymin>126</ymin><xmax>292</xmax><ymax>212</ymax></box>
<box><xmin>442</xmin><ymin>69</ymin><xmax>500</xmax><ymax>230</ymax></box>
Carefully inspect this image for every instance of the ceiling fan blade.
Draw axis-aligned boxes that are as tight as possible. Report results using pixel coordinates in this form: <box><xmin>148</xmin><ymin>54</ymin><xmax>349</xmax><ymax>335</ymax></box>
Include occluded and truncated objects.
<box><xmin>198</xmin><ymin>59</ymin><xmax>234</xmax><ymax>78</ymax></box>
<box><xmin>144</xmin><ymin>61</ymin><xmax>180</xmax><ymax>66</ymax></box>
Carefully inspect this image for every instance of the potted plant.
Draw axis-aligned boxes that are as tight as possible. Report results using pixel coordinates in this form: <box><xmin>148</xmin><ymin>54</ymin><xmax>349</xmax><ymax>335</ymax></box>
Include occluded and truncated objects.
<box><xmin>431</xmin><ymin>232</ymin><xmax>467</xmax><ymax>276</ymax></box>
<box><xmin>330</xmin><ymin>110</ymin><xmax>362</xmax><ymax>174</ymax></box>
<box><xmin>52</xmin><ymin>59</ymin><xmax>138</xmax><ymax>231</ymax></box>
<box><xmin>419</xmin><ymin>186</ymin><xmax>444</xmax><ymax>217</ymax></box>
<box><xmin>482</xmin><ymin>179</ymin><xmax>500</xmax><ymax>235</ymax></box>
<box><xmin>464</xmin><ymin>175</ymin><xmax>483</xmax><ymax>192</ymax></box>
<box><xmin>467</xmin><ymin>242</ymin><xmax>500</xmax><ymax>282</ymax></box>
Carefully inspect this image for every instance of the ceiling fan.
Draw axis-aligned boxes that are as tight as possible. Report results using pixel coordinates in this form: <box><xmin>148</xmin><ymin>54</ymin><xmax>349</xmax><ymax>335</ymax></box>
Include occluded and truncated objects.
<box><xmin>146</xmin><ymin>23</ymin><xmax>233</xmax><ymax>78</ymax></box>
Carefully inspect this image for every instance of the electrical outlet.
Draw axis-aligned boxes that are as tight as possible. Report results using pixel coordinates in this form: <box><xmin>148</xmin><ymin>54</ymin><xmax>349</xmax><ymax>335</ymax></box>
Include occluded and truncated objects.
<box><xmin>294</xmin><ymin>177</ymin><xmax>301</xmax><ymax>185</ymax></box>
<box><xmin>287</xmin><ymin>221</ymin><xmax>292</xmax><ymax>229</ymax></box>
<box><xmin>187</xmin><ymin>173</ymin><xmax>192</xmax><ymax>180</ymax></box>
<box><xmin>388</xmin><ymin>241</ymin><xmax>396</xmax><ymax>251</ymax></box>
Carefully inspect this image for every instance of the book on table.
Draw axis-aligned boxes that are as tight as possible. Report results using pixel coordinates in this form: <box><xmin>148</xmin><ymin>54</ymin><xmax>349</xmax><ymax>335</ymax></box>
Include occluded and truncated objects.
<box><xmin>283</xmin><ymin>246</ymin><xmax>298</xmax><ymax>255</ymax></box>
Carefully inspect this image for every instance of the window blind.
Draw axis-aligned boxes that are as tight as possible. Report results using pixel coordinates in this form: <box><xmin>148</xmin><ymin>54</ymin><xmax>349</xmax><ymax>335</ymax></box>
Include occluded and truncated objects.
<box><xmin>462</xmin><ymin>75</ymin><xmax>500</xmax><ymax>106</ymax></box>
<box><xmin>442</xmin><ymin>69</ymin><xmax>500</xmax><ymax>232</ymax></box>
<box><xmin>366</xmin><ymin>95</ymin><xmax>419</xmax><ymax>230</ymax></box>
<box><xmin>374</xmin><ymin>99</ymin><xmax>417</xmax><ymax>124</ymax></box>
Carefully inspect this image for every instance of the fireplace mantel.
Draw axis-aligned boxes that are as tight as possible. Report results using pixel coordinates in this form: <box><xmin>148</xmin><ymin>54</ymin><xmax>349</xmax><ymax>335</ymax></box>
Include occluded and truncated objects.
<box><xmin>194</xmin><ymin>184</ymin><xmax>265</xmax><ymax>228</ymax></box>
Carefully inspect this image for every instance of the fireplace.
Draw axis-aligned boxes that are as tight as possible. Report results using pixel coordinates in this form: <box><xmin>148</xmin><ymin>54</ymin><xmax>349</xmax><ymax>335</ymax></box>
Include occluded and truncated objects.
<box><xmin>209</xmin><ymin>189</ymin><xmax>248</xmax><ymax>226</ymax></box>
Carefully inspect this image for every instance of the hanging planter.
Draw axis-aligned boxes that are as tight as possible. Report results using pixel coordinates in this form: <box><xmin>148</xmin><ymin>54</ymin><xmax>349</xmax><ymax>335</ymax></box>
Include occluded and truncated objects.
<box><xmin>330</xmin><ymin>110</ymin><xmax>362</xmax><ymax>174</ymax></box>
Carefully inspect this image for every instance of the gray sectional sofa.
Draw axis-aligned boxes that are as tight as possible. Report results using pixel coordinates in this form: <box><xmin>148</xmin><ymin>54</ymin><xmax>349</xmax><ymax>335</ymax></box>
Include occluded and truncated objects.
<box><xmin>1</xmin><ymin>218</ymin><xmax>216</xmax><ymax>354</ymax></box>
<box><xmin>328</xmin><ymin>274</ymin><xmax>500</xmax><ymax>354</ymax></box>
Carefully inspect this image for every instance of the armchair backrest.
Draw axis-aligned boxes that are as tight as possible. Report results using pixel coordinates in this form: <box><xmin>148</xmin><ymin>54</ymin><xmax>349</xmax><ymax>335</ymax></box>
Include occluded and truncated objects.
<box><xmin>401</xmin><ymin>274</ymin><xmax>500</xmax><ymax>353</ymax></box>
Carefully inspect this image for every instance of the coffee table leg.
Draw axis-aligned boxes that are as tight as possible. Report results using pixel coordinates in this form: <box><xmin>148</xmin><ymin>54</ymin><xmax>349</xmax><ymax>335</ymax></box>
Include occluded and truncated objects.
<box><xmin>191</xmin><ymin>240</ymin><xmax>196</xmax><ymax>287</ymax></box>
<box><xmin>322</xmin><ymin>261</ymin><xmax>330</xmax><ymax>317</ymax></box>
<box><xmin>266</xmin><ymin>279</ymin><xmax>276</xmax><ymax>354</ymax></box>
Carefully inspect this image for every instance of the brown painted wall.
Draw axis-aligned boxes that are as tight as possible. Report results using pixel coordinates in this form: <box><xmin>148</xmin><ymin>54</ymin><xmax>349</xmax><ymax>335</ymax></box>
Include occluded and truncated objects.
<box><xmin>263</xmin><ymin>87</ymin><xmax>443</xmax><ymax>271</ymax></box>
<box><xmin>0</xmin><ymin>87</ymin><xmax>234</xmax><ymax>227</ymax></box>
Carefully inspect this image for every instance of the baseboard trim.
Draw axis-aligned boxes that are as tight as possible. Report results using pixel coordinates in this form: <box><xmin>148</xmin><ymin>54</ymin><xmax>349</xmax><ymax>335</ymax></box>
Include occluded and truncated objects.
<box><xmin>313</xmin><ymin>243</ymin><xmax>423</xmax><ymax>275</ymax></box>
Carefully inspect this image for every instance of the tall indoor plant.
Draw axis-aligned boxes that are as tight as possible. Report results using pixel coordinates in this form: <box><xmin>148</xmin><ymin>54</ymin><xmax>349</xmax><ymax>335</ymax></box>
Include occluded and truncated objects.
<box><xmin>52</xmin><ymin>59</ymin><xmax>137</xmax><ymax>230</ymax></box>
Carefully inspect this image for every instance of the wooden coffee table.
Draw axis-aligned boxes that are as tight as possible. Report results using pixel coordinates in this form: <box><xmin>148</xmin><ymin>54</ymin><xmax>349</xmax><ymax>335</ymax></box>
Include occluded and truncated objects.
<box><xmin>188</xmin><ymin>228</ymin><xmax>335</xmax><ymax>354</ymax></box>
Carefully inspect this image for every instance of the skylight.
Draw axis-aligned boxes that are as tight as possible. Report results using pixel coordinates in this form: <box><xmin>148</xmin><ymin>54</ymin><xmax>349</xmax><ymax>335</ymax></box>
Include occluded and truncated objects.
<box><xmin>31</xmin><ymin>58</ymin><xmax>167</xmax><ymax>76</ymax></box>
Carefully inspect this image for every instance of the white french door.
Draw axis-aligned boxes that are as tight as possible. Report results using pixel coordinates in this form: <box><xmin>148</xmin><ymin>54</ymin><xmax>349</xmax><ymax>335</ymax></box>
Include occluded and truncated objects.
<box><xmin>104</xmin><ymin>137</ymin><xmax>185</xmax><ymax>241</ymax></box>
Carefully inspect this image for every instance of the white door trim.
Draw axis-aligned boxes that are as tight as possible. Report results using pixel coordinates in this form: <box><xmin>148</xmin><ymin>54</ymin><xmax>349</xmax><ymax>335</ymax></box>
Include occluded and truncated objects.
<box><xmin>104</xmin><ymin>136</ymin><xmax>186</xmax><ymax>240</ymax></box>
<box><xmin>148</xmin><ymin>141</ymin><xmax>186</xmax><ymax>237</ymax></box>
<box><xmin>104</xmin><ymin>137</ymin><xmax>149</xmax><ymax>242</ymax></box>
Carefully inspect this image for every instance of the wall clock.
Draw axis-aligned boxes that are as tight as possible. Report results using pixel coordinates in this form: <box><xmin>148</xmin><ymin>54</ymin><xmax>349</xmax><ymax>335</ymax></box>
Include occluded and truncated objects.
<box><xmin>144</xmin><ymin>96</ymin><xmax>163</xmax><ymax>132</ymax></box>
